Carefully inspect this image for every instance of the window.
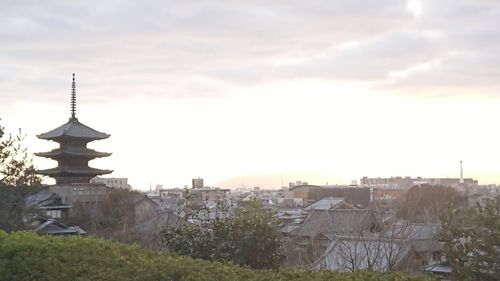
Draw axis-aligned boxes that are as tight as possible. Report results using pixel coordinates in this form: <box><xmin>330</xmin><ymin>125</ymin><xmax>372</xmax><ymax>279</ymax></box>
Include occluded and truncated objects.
<box><xmin>432</xmin><ymin>251</ymin><xmax>441</xmax><ymax>261</ymax></box>
<box><xmin>46</xmin><ymin>210</ymin><xmax>62</xmax><ymax>219</ymax></box>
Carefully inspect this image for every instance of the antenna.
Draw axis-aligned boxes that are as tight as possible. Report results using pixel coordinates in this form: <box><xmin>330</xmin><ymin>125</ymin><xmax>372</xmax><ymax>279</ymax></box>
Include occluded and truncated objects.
<box><xmin>71</xmin><ymin>73</ymin><xmax>77</xmax><ymax>119</ymax></box>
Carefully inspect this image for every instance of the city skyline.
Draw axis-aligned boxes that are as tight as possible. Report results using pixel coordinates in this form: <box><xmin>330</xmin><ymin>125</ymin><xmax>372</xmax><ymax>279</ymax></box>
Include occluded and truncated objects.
<box><xmin>2</xmin><ymin>0</ymin><xmax>500</xmax><ymax>189</ymax></box>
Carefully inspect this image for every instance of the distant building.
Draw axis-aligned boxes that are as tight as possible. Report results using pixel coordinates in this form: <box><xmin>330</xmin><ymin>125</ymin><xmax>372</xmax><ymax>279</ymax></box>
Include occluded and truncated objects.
<box><xmin>289</xmin><ymin>181</ymin><xmax>308</xmax><ymax>188</ymax></box>
<box><xmin>91</xmin><ymin>177</ymin><xmax>131</xmax><ymax>190</ymax></box>
<box><xmin>286</xmin><ymin>185</ymin><xmax>371</xmax><ymax>208</ymax></box>
<box><xmin>188</xmin><ymin>187</ymin><xmax>230</xmax><ymax>209</ymax></box>
<box><xmin>192</xmin><ymin>178</ymin><xmax>204</xmax><ymax>189</ymax></box>
<box><xmin>287</xmin><ymin>184</ymin><xmax>323</xmax><ymax>202</ymax></box>
<box><xmin>361</xmin><ymin>176</ymin><xmax>478</xmax><ymax>189</ymax></box>
<box><xmin>467</xmin><ymin>185</ymin><xmax>500</xmax><ymax>207</ymax></box>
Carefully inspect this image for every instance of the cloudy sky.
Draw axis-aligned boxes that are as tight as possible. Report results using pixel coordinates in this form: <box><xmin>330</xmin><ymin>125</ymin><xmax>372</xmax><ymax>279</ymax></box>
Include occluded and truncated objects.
<box><xmin>1</xmin><ymin>0</ymin><xmax>500</xmax><ymax>189</ymax></box>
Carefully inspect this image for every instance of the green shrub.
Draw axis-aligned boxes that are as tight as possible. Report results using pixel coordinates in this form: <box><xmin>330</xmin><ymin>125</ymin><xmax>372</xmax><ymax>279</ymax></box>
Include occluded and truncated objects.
<box><xmin>0</xmin><ymin>231</ymin><xmax>433</xmax><ymax>281</ymax></box>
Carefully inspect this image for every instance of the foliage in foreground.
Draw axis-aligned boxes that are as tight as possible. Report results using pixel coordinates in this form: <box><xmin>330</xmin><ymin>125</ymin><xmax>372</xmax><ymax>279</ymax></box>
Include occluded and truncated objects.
<box><xmin>161</xmin><ymin>200</ymin><xmax>284</xmax><ymax>269</ymax></box>
<box><xmin>0</xmin><ymin>231</ymin><xmax>434</xmax><ymax>281</ymax></box>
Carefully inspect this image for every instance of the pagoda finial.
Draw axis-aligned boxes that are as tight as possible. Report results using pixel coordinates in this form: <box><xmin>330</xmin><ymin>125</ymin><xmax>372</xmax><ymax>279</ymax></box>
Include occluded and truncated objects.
<box><xmin>71</xmin><ymin>73</ymin><xmax>76</xmax><ymax>119</ymax></box>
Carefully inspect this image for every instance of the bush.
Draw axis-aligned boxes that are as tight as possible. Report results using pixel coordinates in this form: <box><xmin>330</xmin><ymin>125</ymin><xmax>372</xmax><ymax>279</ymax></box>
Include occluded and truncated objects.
<box><xmin>0</xmin><ymin>231</ymin><xmax>434</xmax><ymax>281</ymax></box>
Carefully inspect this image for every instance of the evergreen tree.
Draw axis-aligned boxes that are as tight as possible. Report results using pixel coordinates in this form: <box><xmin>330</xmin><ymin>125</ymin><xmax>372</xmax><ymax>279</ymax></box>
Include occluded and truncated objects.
<box><xmin>0</xmin><ymin>122</ymin><xmax>42</xmax><ymax>187</ymax></box>
<box><xmin>0</xmin><ymin>121</ymin><xmax>43</xmax><ymax>231</ymax></box>
<box><xmin>440</xmin><ymin>201</ymin><xmax>500</xmax><ymax>280</ymax></box>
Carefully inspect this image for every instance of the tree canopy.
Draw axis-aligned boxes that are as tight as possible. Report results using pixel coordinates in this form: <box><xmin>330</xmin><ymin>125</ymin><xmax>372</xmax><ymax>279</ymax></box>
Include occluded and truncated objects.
<box><xmin>161</xmin><ymin>199</ymin><xmax>285</xmax><ymax>269</ymax></box>
<box><xmin>398</xmin><ymin>184</ymin><xmax>466</xmax><ymax>223</ymax></box>
<box><xmin>440</xmin><ymin>201</ymin><xmax>500</xmax><ymax>280</ymax></box>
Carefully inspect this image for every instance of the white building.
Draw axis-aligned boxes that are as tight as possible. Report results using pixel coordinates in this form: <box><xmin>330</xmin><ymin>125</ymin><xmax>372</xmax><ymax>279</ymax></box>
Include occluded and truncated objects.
<box><xmin>91</xmin><ymin>177</ymin><xmax>131</xmax><ymax>190</ymax></box>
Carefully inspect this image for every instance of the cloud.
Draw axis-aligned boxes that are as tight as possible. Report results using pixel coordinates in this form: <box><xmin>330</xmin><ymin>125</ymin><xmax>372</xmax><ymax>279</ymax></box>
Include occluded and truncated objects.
<box><xmin>0</xmin><ymin>0</ymin><xmax>499</xmax><ymax>106</ymax></box>
<box><xmin>273</xmin><ymin>30</ymin><xmax>446</xmax><ymax>81</ymax></box>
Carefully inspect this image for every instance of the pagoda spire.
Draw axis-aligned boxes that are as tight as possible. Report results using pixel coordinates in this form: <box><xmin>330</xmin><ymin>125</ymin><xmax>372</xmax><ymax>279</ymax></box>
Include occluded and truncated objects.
<box><xmin>71</xmin><ymin>73</ymin><xmax>77</xmax><ymax>120</ymax></box>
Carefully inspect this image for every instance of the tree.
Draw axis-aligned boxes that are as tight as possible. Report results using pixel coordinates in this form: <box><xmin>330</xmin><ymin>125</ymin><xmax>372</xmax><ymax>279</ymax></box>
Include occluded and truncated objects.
<box><xmin>0</xmin><ymin>122</ymin><xmax>44</xmax><ymax>232</ymax></box>
<box><xmin>440</xmin><ymin>201</ymin><xmax>500</xmax><ymax>280</ymax></box>
<box><xmin>0</xmin><ymin>186</ymin><xmax>43</xmax><ymax>232</ymax></box>
<box><xmin>0</xmin><ymin>122</ymin><xmax>42</xmax><ymax>187</ymax></box>
<box><xmin>398</xmin><ymin>185</ymin><xmax>465</xmax><ymax>223</ymax></box>
<box><xmin>161</xmin><ymin>199</ymin><xmax>285</xmax><ymax>269</ymax></box>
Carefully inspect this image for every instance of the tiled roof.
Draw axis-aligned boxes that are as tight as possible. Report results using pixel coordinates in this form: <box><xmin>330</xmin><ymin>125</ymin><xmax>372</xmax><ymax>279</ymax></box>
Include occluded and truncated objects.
<box><xmin>37</xmin><ymin>166</ymin><xmax>112</xmax><ymax>176</ymax></box>
<box><xmin>37</xmin><ymin>118</ymin><xmax>109</xmax><ymax>140</ymax></box>
<box><xmin>295</xmin><ymin>209</ymin><xmax>374</xmax><ymax>238</ymax></box>
<box><xmin>305</xmin><ymin>197</ymin><xmax>353</xmax><ymax>211</ymax></box>
<box><xmin>36</xmin><ymin>219</ymin><xmax>86</xmax><ymax>235</ymax></box>
<box><xmin>35</xmin><ymin>147</ymin><xmax>111</xmax><ymax>158</ymax></box>
<box><xmin>313</xmin><ymin>236</ymin><xmax>412</xmax><ymax>271</ymax></box>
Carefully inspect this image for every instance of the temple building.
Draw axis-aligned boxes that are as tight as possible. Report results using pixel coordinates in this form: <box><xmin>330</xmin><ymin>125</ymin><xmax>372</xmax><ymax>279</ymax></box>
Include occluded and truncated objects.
<box><xmin>36</xmin><ymin>74</ymin><xmax>112</xmax><ymax>207</ymax></box>
<box><xmin>36</xmin><ymin>74</ymin><xmax>112</xmax><ymax>184</ymax></box>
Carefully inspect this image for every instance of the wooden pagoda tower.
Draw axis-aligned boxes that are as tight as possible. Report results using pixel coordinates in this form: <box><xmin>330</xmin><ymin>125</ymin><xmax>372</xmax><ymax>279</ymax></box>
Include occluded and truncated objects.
<box><xmin>36</xmin><ymin>74</ymin><xmax>112</xmax><ymax>184</ymax></box>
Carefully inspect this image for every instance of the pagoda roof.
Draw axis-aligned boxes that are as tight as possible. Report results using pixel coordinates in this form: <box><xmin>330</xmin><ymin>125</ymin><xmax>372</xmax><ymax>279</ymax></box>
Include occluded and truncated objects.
<box><xmin>35</xmin><ymin>148</ymin><xmax>111</xmax><ymax>159</ymax></box>
<box><xmin>37</xmin><ymin>166</ymin><xmax>113</xmax><ymax>177</ymax></box>
<box><xmin>37</xmin><ymin>118</ymin><xmax>110</xmax><ymax>141</ymax></box>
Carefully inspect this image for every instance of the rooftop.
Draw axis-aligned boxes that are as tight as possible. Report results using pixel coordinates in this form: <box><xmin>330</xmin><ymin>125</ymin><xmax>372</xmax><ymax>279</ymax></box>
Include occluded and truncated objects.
<box><xmin>37</xmin><ymin>118</ymin><xmax>110</xmax><ymax>141</ymax></box>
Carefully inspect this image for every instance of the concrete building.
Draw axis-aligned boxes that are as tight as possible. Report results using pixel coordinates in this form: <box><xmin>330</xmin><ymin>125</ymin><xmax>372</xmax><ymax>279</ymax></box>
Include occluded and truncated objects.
<box><xmin>361</xmin><ymin>176</ymin><xmax>478</xmax><ymax>190</ymax></box>
<box><xmin>188</xmin><ymin>187</ymin><xmax>230</xmax><ymax>208</ymax></box>
<box><xmin>192</xmin><ymin>178</ymin><xmax>204</xmax><ymax>189</ymax></box>
<box><xmin>91</xmin><ymin>177</ymin><xmax>131</xmax><ymax>190</ymax></box>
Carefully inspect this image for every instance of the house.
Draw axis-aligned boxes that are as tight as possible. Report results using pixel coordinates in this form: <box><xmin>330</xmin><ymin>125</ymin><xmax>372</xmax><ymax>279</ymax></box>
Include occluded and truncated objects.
<box><xmin>286</xmin><ymin>208</ymin><xmax>376</xmax><ymax>267</ymax></box>
<box><xmin>25</xmin><ymin>189</ymin><xmax>87</xmax><ymax>236</ymax></box>
<box><xmin>25</xmin><ymin>189</ymin><xmax>72</xmax><ymax>220</ymax></box>
<box><xmin>311</xmin><ymin>223</ymin><xmax>443</xmax><ymax>274</ymax></box>
<box><xmin>312</xmin><ymin>236</ymin><xmax>412</xmax><ymax>272</ymax></box>
<box><xmin>133</xmin><ymin>195</ymin><xmax>182</xmax><ymax>248</ymax></box>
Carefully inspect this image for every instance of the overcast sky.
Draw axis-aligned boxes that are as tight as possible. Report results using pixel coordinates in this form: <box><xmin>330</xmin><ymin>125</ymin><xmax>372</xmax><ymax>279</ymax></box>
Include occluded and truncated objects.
<box><xmin>1</xmin><ymin>0</ymin><xmax>500</xmax><ymax>189</ymax></box>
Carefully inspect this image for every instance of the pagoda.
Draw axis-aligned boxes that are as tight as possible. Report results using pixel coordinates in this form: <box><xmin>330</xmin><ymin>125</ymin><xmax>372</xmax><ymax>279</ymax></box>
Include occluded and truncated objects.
<box><xmin>35</xmin><ymin>74</ymin><xmax>112</xmax><ymax>184</ymax></box>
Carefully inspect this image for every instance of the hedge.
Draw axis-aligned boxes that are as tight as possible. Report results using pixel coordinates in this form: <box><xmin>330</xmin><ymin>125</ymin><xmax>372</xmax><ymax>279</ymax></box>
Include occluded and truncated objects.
<box><xmin>0</xmin><ymin>231</ymin><xmax>434</xmax><ymax>281</ymax></box>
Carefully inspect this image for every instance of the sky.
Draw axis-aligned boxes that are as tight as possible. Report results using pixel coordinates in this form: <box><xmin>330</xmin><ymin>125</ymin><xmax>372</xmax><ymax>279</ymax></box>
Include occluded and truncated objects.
<box><xmin>1</xmin><ymin>0</ymin><xmax>500</xmax><ymax>190</ymax></box>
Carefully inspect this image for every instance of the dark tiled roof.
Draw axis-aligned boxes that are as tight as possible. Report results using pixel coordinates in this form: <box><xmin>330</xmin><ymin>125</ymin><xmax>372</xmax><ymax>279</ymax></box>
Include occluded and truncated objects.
<box><xmin>36</xmin><ymin>219</ymin><xmax>86</xmax><ymax>235</ymax></box>
<box><xmin>37</xmin><ymin>166</ymin><xmax>112</xmax><ymax>176</ymax></box>
<box><xmin>35</xmin><ymin>147</ymin><xmax>111</xmax><ymax>158</ymax></box>
<box><xmin>295</xmin><ymin>209</ymin><xmax>374</xmax><ymax>238</ymax></box>
<box><xmin>25</xmin><ymin>190</ymin><xmax>56</xmax><ymax>208</ymax></box>
<box><xmin>37</xmin><ymin>118</ymin><xmax>109</xmax><ymax>140</ymax></box>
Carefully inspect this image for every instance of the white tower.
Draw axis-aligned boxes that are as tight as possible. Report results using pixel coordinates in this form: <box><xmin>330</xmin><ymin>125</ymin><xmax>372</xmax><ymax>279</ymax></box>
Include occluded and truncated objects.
<box><xmin>460</xmin><ymin>160</ymin><xmax>464</xmax><ymax>184</ymax></box>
